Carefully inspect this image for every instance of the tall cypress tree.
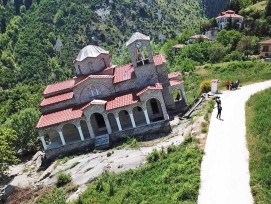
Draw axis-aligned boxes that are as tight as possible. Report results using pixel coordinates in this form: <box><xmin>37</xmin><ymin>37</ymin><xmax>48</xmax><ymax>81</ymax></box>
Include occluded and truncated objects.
<box><xmin>266</xmin><ymin>0</ymin><xmax>271</xmax><ymax>17</ymax></box>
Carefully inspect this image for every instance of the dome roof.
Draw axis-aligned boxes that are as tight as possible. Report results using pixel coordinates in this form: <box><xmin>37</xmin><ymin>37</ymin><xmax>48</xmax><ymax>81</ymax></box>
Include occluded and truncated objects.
<box><xmin>75</xmin><ymin>45</ymin><xmax>109</xmax><ymax>62</ymax></box>
<box><xmin>126</xmin><ymin>32</ymin><xmax>150</xmax><ymax>46</ymax></box>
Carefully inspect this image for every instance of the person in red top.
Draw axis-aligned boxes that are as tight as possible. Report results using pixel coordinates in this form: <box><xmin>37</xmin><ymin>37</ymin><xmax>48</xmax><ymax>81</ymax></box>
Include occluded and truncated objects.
<box><xmin>226</xmin><ymin>81</ymin><xmax>230</xmax><ymax>90</ymax></box>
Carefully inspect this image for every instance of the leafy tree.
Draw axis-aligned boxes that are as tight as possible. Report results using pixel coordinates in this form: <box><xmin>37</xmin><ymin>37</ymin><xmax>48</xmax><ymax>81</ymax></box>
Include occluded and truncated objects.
<box><xmin>237</xmin><ymin>36</ymin><xmax>259</xmax><ymax>58</ymax></box>
<box><xmin>4</xmin><ymin>108</ymin><xmax>40</xmax><ymax>152</ymax></box>
<box><xmin>209</xmin><ymin>43</ymin><xmax>226</xmax><ymax>63</ymax></box>
<box><xmin>0</xmin><ymin>127</ymin><xmax>18</xmax><ymax>175</ymax></box>
<box><xmin>216</xmin><ymin>29</ymin><xmax>243</xmax><ymax>51</ymax></box>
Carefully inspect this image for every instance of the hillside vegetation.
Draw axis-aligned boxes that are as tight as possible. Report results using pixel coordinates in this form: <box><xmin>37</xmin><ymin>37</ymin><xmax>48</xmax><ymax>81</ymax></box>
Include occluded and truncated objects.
<box><xmin>246</xmin><ymin>88</ymin><xmax>271</xmax><ymax>203</ymax></box>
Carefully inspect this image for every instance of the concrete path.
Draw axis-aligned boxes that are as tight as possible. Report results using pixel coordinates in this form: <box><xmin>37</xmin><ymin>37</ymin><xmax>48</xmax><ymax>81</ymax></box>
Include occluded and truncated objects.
<box><xmin>198</xmin><ymin>80</ymin><xmax>271</xmax><ymax>204</ymax></box>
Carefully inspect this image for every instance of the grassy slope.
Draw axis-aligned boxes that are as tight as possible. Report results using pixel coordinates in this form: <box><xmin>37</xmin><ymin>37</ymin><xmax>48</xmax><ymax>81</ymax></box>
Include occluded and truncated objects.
<box><xmin>72</xmin><ymin>138</ymin><xmax>203</xmax><ymax>204</ymax></box>
<box><xmin>246</xmin><ymin>88</ymin><xmax>271</xmax><ymax>203</ymax></box>
<box><xmin>181</xmin><ymin>60</ymin><xmax>271</xmax><ymax>103</ymax></box>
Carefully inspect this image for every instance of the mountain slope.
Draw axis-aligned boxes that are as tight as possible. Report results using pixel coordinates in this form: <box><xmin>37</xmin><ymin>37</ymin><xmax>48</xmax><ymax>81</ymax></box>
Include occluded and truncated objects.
<box><xmin>202</xmin><ymin>0</ymin><xmax>229</xmax><ymax>17</ymax></box>
<box><xmin>0</xmin><ymin>0</ymin><xmax>205</xmax><ymax>89</ymax></box>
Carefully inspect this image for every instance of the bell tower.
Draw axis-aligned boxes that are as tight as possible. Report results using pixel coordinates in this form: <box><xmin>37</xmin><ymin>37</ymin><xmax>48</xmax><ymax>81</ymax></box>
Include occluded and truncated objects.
<box><xmin>126</xmin><ymin>32</ymin><xmax>154</xmax><ymax>68</ymax></box>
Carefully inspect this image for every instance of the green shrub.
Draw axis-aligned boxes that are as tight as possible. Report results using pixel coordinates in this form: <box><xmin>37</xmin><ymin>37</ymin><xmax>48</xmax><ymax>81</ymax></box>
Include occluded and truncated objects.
<box><xmin>36</xmin><ymin>188</ymin><xmax>66</xmax><ymax>204</ymax></box>
<box><xmin>57</xmin><ymin>172</ymin><xmax>71</xmax><ymax>187</ymax></box>
<box><xmin>167</xmin><ymin>145</ymin><xmax>177</xmax><ymax>154</ymax></box>
<box><xmin>147</xmin><ymin>149</ymin><xmax>160</xmax><ymax>163</ymax></box>
<box><xmin>200</xmin><ymin>80</ymin><xmax>211</xmax><ymax>93</ymax></box>
<box><xmin>202</xmin><ymin>127</ymin><xmax>208</xmax><ymax>133</ymax></box>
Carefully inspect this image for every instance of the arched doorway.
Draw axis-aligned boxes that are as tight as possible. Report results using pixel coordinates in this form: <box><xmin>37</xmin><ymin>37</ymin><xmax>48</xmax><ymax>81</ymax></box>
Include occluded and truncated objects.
<box><xmin>108</xmin><ymin>113</ymin><xmax>118</xmax><ymax>132</ymax></box>
<box><xmin>62</xmin><ymin>124</ymin><xmax>81</xmax><ymax>144</ymax></box>
<box><xmin>146</xmin><ymin>98</ymin><xmax>164</xmax><ymax>122</ymax></box>
<box><xmin>47</xmin><ymin>129</ymin><xmax>62</xmax><ymax>149</ymax></box>
<box><xmin>80</xmin><ymin>120</ymin><xmax>90</xmax><ymax>138</ymax></box>
<box><xmin>90</xmin><ymin>113</ymin><xmax>107</xmax><ymax>136</ymax></box>
<box><xmin>119</xmin><ymin>110</ymin><xmax>133</xmax><ymax>130</ymax></box>
<box><xmin>133</xmin><ymin>106</ymin><xmax>146</xmax><ymax>126</ymax></box>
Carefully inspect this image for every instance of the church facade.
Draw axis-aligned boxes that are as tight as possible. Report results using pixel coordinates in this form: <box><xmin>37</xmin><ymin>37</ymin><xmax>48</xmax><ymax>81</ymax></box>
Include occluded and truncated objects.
<box><xmin>36</xmin><ymin>32</ymin><xmax>186</xmax><ymax>159</ymax></box>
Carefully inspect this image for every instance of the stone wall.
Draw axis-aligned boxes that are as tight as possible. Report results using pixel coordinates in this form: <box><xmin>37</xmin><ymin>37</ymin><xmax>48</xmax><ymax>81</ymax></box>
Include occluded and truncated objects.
<box><xmin>156</xmin><ymin>65</ymin><xmax>175</xmax><ymax>110</ymax></box>
<box><xmin>134</xmin><ymin>63</ymin><xmax>159</xmax><ymax>89</ymax></box>
<box><xmin>110</xmin><ymin>120</ymin><xmax>171</xmax><ymax>142</ymax></box>
<box><xmin>45</xmin><ymin>120</ymin><xmax>170</xmax><ymax>160</ymax></box>
<box><xmin>74</xmin><ymin>54</ymin><xmax>111</xmax><ymax>75</ymax></box>
<box><xmin>74</xmin><ymin>78</ymin><xmax>115</xmax><ymax>104</ymax></box>
<box><xmin>45</xmin><ymin>138</ymin><xmax>95</xmax><ymax>160</ymax></box>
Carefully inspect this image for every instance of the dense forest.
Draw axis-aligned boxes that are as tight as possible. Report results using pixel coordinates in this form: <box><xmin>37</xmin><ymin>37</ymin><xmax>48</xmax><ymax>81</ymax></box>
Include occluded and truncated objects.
<box><xmin>1</xmin><ymin>0</ymin><xmax>271</xmax><ymax>176</ymax></box>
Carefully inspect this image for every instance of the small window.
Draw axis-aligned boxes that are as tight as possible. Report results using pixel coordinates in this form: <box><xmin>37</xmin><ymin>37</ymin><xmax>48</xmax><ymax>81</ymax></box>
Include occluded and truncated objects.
<box><xmin>88</xmin><ymin>62</ymin><xmax>94</xmax><ymax>72</ymax></box>
<box><xmin>137</xmin><ymin>107</ymin><xmax>142</xmax><ymax>112</ymax></box>
<box><xmin>263</xmin><ymin>46</ymin><xmax>269</xmax><ymax>52</ymax></box>
<box><xmin>78</xmin><ymin>65</ymin><xmax>82</xmax><ymax>74</ymax></box>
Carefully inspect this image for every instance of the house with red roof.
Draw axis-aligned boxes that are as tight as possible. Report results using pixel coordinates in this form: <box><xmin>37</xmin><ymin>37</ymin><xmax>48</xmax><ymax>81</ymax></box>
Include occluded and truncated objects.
<box><xmin>259</xmin><ymin>39</ymin><xmax>271</xmax><ymax>58</ymax></box>
<box><xmin>36</xmin><ymin>32</ymin><xmax>187</xmax><ymax>159</ymax></box>
<box><xmin>216</xmin><ymin>10</ymin><xmax>244</xmax><ymax>30</ymax></box>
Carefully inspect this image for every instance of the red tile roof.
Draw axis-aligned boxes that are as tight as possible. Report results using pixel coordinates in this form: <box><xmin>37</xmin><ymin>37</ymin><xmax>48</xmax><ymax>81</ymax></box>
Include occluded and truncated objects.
<box><xmin>36</xmin><ymin>107</ymin><xmax>83</xmax><ymax>128</ymax></box>
<box><xmin>113</xmin><ymin>55</ymin><xmax>166</xmax><ymax>84</ymax></box>
<box><xmin>170</xmin><ymin>80</ymin><xmax>183</xmax><ymax>86</ymax></box>
<box><xmin>153</xmin><ymin>54</ymin><xmax>166</xmax><ymax>66</ymax></box>
<box><xmin>113</xmin><ymin>63</ymin><xmax>134</xmax><ymax>83</ymax></box>
<box><xmin>106</xmin><ymin>93</ymin><xmax>138</xmax><ymax>110</ymax></box>
<box><xmin>99</xmin><ymin>66</ymin><xmax>116</xmax><ymax>75</ymax></box>
<box><xmin>189</xmin><ymin>35</ymin><xmax>209</xmax><ymax>40</ymax></box>
<box><xmin>137</xmin><ymin>83</ymin><xmax>163</xmax><ymax>96</ymax></box>
<box><xmin>172</xmin><ymin>44</ymin><xmax>185</xmax><ymax>49</ymax></box>
<box><xmin>43</xmin><ymin>79</ymin><xmax>75</xmax><ymax>95</ymax></box>
<box><xmin>37</xmin><ymin>82</ymin><xmax>166</xmax><ymax>128</ymax></box>
<box><xmin>260</xmin><ymin>39</ymin><xmax>271</xmax><ymax>44</ymax></box>
<box><xmin>216</xmin><ymin>10</ymin><xmax>243</xmax><ymax>19</ymax></box>
<box><xmin>40</xmin><ymin>92</ymin><xmax>74</xmax><ymax>107</ymax></box>
<box><xmin>168</xmin><ymin>72</ymin><xmax>182</xmax><ymax>80</ymax></box>
<box><xmin>74</xmin><ymin>75</ymin><xmax>114</xmax><ymax>87</ymax></box>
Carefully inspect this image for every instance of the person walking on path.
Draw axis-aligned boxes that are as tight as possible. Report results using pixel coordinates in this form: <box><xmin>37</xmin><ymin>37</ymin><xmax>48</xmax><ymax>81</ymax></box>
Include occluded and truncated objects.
<box><xmin>215</xmin><ymin>96</ymin><xmax>221</xmax><ymax>105</ymax></box>
<box><xmin>217</xmin><ymin>103</ymin><xmax>222</xmax><ymax>119</ymax></box>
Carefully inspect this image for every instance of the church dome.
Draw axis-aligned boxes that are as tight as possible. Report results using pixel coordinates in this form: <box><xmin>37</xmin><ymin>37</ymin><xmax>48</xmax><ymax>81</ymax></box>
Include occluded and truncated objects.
<box><xmin>75</xmin><ymin>45</ymin><xmax>109</xmax><ymax>62</ymax></box>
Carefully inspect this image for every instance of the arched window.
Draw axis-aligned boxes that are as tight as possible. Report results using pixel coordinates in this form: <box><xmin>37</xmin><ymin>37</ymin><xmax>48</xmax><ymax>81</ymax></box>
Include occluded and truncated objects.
<box><xmin>88</xmin><ymin>62</ymin><xmax>93</xmax><ymax>72</ymax></box>
<box><xmin>88</xmin><ymin>86</ymin><xmax>100</xmax><ymax>99</ymax></box>
<box><xmin>78</xmin><ymin>65</ymin><xmax>82</xmax><ymax>74</ymax></box>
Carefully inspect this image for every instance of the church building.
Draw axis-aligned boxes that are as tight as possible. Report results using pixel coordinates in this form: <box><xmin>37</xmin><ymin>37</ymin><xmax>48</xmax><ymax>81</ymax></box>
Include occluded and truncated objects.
<box><xmin>36</xmin><ymin>32</ymin><xmax>186</xmax><ymax>159</ymax></box>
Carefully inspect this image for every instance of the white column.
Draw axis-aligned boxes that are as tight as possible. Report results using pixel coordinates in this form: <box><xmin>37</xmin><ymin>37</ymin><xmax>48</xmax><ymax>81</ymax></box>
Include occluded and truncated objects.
<box><xmin>129</xmin><ymin>112</ymin><xmax>136</xmax><ymax>128</ymax></box>
<box><xmin>143</xmin><ymin>109</ymin><xmax>151</xmax><ymax>124</ymax></box>
<box><xmin>86</xmin><ymin>118</ymin><xmax>95</xmax><ymax>138</ymax></box>
<box><xmin>104</xmin><ymin>116</ymin><xmax>112</xmax><ymax>134</ymax></box>
<box><xmin>115</xmin><ymin>115</ymin><xmax>122</xmax><ymax>131</ymax></box>
<box><xmin>180</xmin><ymin>84</ymin><xmax>187</xmax><ymax>105</ymax></box>
<box><xmin>40</xmin><ymin>136</ymin><xmax>47</xmax><ymax>150</ymax></box>
<box><xmin>58</xmin><ymin>130</ymin><xmax>66</xmax><ymax>145</ymax></box>
<box><xmin>161</xmin><ymin>101</ymin><xmax>169</xmax><ymax>120</ymax></box>
<box><xmin>76</xmin><ymin>125</ymin><xmax>85</xmax><ymax>141</ymax></box>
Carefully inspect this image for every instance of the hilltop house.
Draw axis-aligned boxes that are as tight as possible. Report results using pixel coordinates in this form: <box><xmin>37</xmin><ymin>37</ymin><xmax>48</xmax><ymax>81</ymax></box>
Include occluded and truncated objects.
<box><xmin>259</xmin><ymin>39</ymin><xmax>271</xmax><ymax>58</ymax></box>
<box><xmin>216</xmin><ymin>10</ymin><xmax>244</xmax><ymax>30</ymax></box>
<box><xmin>36</xmin><ymin>32</ymin><xmax>187</xmax><ymax>159</ymax></box>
